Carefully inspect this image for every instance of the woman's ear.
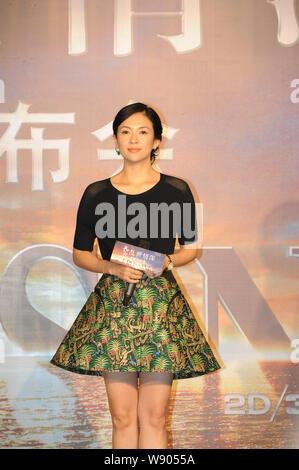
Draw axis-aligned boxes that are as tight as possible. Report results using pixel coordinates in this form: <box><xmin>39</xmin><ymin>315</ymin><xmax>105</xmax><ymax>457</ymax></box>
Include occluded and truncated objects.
<box><xmin>153</xmin><ymin>138</ymin><xmax>161</xmax><ymax>151</ymax></box>
<box><xmin>113</xmin><ymin>135</ymin><xmax>118</xmax><ymax>148</ymax></box>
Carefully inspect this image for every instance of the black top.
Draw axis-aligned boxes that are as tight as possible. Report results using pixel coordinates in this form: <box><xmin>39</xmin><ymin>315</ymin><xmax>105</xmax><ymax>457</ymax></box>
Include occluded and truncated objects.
<box><xmin>73</xmin><ymin>172</ymin><xmax>198</xmax><ymax>260</ymax></box>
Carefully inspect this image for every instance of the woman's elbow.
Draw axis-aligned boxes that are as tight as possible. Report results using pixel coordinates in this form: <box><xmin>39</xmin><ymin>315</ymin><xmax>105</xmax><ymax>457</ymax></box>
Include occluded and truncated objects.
<box><xmin>72</xmin><ymin>250</ymin><xmax>80</xmax><ymax>266</ymax></box>
<box><xmin>72</xmin><ymin>248</ymin><xmax>89</xmax><ymax>266</ymax></box>
<box><xmin>188</xmin><ymin>248</ymin><xmax>198</xmax><ymax>261</ymax></box>
<box><xmin>179</xmin><ymin>244</ymin><xmax>198</xmax><ymax>260</ymax></box>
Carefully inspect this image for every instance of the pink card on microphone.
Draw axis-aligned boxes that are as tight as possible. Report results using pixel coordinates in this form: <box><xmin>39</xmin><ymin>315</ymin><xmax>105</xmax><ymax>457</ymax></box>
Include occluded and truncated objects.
<box><xmin>110</xmin><ymin>241</ymin><xmax>165</xmax><ymax>276</ymax></box>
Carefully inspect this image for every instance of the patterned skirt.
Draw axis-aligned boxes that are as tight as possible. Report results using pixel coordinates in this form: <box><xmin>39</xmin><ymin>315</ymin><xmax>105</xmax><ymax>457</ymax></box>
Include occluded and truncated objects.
<box><xmin>50</xmin><ymin>270</ymin><xmax>221</xmax><ymax>380</ymax></box>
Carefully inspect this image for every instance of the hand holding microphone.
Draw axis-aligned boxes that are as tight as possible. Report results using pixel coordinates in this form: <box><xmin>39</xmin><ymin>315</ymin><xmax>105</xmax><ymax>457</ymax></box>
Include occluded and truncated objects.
<box><xmin>109</xmin><ymin>240</ymin><xmax>149</xmax><ymax>306</ymax></box>
<box><xmin>121</xmin><ymin>240</ymin><xmax>150</xmax><ymax>306</ymax></box>
<box><xmin>109</xmin><ymin>240</ymin><xmax>166</xmax><ymax>306</ymax></box>
<box><xmin>109</xmin><ymin>263</ymin><xmax>143</xmax><ymax>283</ymax></box>
<box><xmin>107</xmin><ymin>263</ymin><xmax>143</xmax><ymax>305</ymax></box>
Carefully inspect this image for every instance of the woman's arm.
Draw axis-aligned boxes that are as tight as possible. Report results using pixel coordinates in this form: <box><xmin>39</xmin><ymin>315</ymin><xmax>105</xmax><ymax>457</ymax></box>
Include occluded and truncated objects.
<box><xmin>169</xmin><ymin>243</ymin><xmax>198</xmax><ymax>268</ymax></box>
<box><xmin>146</xmin><ymin>243</ymin><xmax>198</xmax><ymax>278</ymax></box>
<box><xmin>73</xmin><ymin>244</ymin><xmax>198</xmax><ymax>281</ymax></box>
<box><xmin>73</xmin><ymin>247</ymin><xmax>112</xmax><ymax>274</ymax></box>
<box><xmin>73</xmin><ymin>247</ymin><xmax>144</xmax><ymax>283</ymax></box>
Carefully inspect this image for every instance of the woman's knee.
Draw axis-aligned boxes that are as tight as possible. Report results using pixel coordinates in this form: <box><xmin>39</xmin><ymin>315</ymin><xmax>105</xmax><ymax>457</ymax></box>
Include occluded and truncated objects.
<box><xmin>137</xmin><ymin>372</ymin><xmax>173</xmax><ymax>430</ymax></box>
<box><xmin>138</xmin><ymin>408</ymin><xmax>168</xmax><ymax>430</ymax></box>
<box><xmin>111</xmin><ymin>408</ymin><xmax>138</xmax><ymax>430</ymax></box>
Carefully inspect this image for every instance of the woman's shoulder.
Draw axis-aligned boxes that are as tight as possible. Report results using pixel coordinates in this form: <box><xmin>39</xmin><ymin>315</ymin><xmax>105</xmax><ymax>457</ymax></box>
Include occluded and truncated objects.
<box><xmin>163</xmin><ymin>172</ymin><xmax>192</xmax><ymax>193</ymax></box>
<box><xmin>79</xmin><ymin>177</ymin><xmax>111</xmax><ymax>201</ymax></box>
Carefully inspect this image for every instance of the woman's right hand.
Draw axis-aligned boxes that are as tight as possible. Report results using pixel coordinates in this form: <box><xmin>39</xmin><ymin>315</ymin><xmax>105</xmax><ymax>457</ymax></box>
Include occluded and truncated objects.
<box><xmin>109</xmin><ymin>262</ymin><xmax>143</xmax><ymax>283</ymax></box>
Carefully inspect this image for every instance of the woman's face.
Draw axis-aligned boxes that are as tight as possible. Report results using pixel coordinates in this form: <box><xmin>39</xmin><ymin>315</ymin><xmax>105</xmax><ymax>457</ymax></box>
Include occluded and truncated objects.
<box><xmin>113</xmin><ymin>112</ymin><xmax>160</xmax><ymax>163</ymax></box>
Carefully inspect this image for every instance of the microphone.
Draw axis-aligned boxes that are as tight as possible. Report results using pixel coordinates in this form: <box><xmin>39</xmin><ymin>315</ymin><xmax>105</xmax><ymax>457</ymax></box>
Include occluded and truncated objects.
<box><xmin>122</xmin><ymin>240</ymin><xmax>150</xmax><ymax>306</ymax></box>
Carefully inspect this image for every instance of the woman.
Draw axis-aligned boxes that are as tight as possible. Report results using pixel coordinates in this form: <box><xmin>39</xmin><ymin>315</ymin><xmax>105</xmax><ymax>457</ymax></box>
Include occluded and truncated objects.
<box><xmin>50</xmin><ymin>102</ymin><xmax>221</xmax><ymax>449</ymax></box>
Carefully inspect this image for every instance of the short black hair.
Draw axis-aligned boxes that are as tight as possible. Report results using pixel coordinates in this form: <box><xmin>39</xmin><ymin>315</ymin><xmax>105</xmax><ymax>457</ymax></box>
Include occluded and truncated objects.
<box><xmin>113</xmin><ymin>102</ymin><xmax>162</xmax><ymax>164</ymax></box>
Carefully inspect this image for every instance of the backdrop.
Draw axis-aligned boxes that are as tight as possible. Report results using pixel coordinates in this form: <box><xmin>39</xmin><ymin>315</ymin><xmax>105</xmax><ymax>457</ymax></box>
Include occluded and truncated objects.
<box><xmin>0</xmin><ymin>0</ymin><xmax>298</xmax><ymax>449</ymax></box>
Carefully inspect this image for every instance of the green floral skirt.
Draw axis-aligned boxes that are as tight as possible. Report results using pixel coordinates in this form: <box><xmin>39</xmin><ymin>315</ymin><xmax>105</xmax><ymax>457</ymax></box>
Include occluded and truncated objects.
<box><xmin>50</xmin><ymin>270</ymin><xmax>221</xmax><ymax>380</ymax></box>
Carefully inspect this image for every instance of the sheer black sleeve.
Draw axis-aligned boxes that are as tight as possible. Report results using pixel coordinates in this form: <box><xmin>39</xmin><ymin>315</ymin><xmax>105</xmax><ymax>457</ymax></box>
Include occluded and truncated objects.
<box><xmin>178</xmin><ymin>182</ymin><xmax>198</xmax><ymax>246</ymax></box>
<box><xmin>73</xmin><ymin>184</ymin><xmax>96</xmax><ymax>252</ymax></box>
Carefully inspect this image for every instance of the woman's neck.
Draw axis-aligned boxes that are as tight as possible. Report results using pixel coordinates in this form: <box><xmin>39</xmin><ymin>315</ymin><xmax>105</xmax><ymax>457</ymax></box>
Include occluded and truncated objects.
<box><xmin>116</xmin><ymin>166</ymin><xmax>160</xmax><ymax>184</ymax></box>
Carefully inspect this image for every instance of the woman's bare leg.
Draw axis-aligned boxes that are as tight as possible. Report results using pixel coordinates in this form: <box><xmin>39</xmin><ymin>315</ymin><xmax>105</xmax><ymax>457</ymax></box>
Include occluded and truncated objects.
<box><xmin>137</xmin><ymin>372</ymin><xmax>174</xmax><ymax>449</ymax></box>
<box><xmin>102</xmin><ymin>371</ymin><xmax>139</xmax><ymax>449</ymax></box>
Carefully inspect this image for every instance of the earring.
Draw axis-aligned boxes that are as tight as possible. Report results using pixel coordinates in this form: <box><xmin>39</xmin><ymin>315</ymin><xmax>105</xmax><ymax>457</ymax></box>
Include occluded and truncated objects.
<box><xmin>115</xmin><ymin>147</ymin><xmax>120</xmax><ymax>155</ymax></box>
